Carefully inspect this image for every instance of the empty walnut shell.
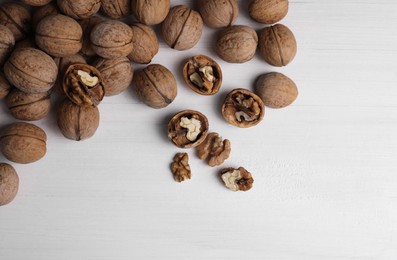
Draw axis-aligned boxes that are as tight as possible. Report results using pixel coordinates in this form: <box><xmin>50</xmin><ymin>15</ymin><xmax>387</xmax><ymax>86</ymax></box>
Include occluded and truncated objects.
<box><xmin>221</xmin><ymin>88</ymin><xmax>265</xmax><ymax>128</ymax></box>
<box><xmin>258</xmin><ymin>24</ymin><xmax>297</xmax><ymax>67</ymax></box>
<box><xmin>255</xmin><ymin>72</ymin><xmax>298</xmax><ymax>108</ymax></box>
<box><xmin>63</xmin><ymin>64</ymin><xmax>105</xmax><ymax>107</ymax></box>
<box><xmin>0</xmin><ymin>163</ymin><xmax>19</xmax><ymax>206</ymax></box>
<box><xmin>249</xmin><ymin>0</ymin><xmax>289</xmax><ymax>24</ymax></box>
<box><xmin>198</xmin><ymin>0</ymin><xmax>239</xmax><ymax>28</ymax></box>
<box><xmin>0</xmin><ymin>122</ymin><xmax>47</xmax><ymax>164</ymax></box>
<box><xmin>128</xmin><ymin>23</ymin><xmax>159</xmax><ymax>64</ymax></box>
<box><xmin>0</xmin><ymin>25</ymin><xmax>15</xmax><ymax>66</ymax></box>
<box><xmin>0</xmin><ymin>3</ymin><xmax>31</xmax><ymax>41</ymax></box>
<box><xmin>78</xmin><ymin>16</ymin><xmax>103</xmax><ymax>57</ymax></box>
<box><xmin>0</xmin><ymin>71</ymin><xmax>11</xmax><ymax>100</ymax></box>
<box><xmin>161</xmin><ymin>5</ymin><xmax>203</xmax><ymax>51</ymax></box>
<box><xmin>216</xmin><ymin>25</ymin><xmax>258</xmax><ymax>63</ymax></box>
<box><xmin>183</xmin><ymin>55</ymin><xmax>222</xmax><ymax>95</ymax></box>
<box><xmin>168</xmin><ymin>110</ymin><xmax>209</xmax><ymax>149</ymax></box>
<box><xmin>131</xmin><ymin>0</ymin><xmax>170</xmax><ymax>25</ymax></box>
<box><xmin>57</xmin><ymin>0</ymin><xmax>101</xmax><ymax>20</ymax></box>
<box><xmin>101</xmin><ymin>0</ymin><xmax>130</xmax><ymax>19</ymax></box>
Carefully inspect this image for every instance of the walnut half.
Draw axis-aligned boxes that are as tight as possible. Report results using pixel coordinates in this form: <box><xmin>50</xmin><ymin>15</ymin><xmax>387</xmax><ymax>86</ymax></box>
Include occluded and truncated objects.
<box><xmin>196</xmin><ymin>132</ymin><xmax>231</xmax><ymax>167</ymax></box>
<box><xmin>171</xmin><ymin>153</ymin><xmax>191</xmax><ymax>182</ymax></box>
<box><xmin>220</xmin><ymin>167</ymin><xmax>254</xmax><ymax>192</ymax></box>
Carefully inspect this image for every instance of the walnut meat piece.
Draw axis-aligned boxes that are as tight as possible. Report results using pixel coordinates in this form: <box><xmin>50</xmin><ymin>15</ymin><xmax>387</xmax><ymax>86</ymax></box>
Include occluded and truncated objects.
<box><xmin>170</xmin><ymin>153</ymin><xmax>191</xmax><ymax>182</ymax></box>
<box><xmin>0</xmin><ymin>163</ymin><xmax>19</xmax><ymax>206</ymax></box>
<box><xmin>220</xmin><ymin>167</ymin><xmax>254</xmax><ymax>192</ymax></box>
<box><xmin>196</xmin><ymin>132</ymin><xmax>231</xmax><ymax>167</ymax></box>
<box><xmin>222</xmin><ymin>88</ymin><xmax>264</xmax><ymax>128</ymax></box>
<box><xmin>183</xmin><ymin>55</ymin><xmax>222</xmax><ymax>95</ymax></box>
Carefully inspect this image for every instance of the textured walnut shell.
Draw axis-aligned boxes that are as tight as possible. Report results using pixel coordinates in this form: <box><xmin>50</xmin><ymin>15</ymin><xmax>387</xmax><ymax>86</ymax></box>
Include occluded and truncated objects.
<box><xmin>92</xmin><ymin>56</ymin><xmax>133</xmax><ymax>96</ymax></box>
<box><xmin>78</xmin><ymin>16</ymin><xmax>103</xmax><ymax>57</ymax></box>
<box><xmin>182</xmin><ymin>54</ymin><xmax>222</xmax><ymax>95</ymax></box>
<box><xmin>0</xmin><ymin>25</ymin><xmax>15</xmax><ymax>66</ymax></box>
<box><xmin>36</xmin><ymin>14</ymin><xmax>83</xmax><ymax>57</ymax></box>
<box><xmin>57</xmin><ymin>98</ymin><xmax>100</xmax><ymax>141</ymax></box>
<box><xmin>198</xmin><ymin>0</ymin><xmax>239</xmax><ymax>28</ymax></box>
<box><xmin>0</xmin><ymin>71</ymin><xmax>11</xmax><ymax>100</ymax></box>
<box><xmin>21</xmin><ymin>0</ymin><xmax>52</xmax><ymax>6</ymax></box>
<box><xmin>167</xmin><ymin>110</ymin><xmax>209</xmax><ymax>148</ymax></box>
<box><xmin>128</xmin><ymin>23</ymin><xmax>159</xmax><ymax>64</ymax></box>
<box><xmin>134</xmin><ymin>64</ymin><xmax>177</xmax><ymax>109</ymax></box>
<box><xmin>14</xmin><ymin>37</ymin><xmax>37</xmax><ymax>50</ymax></box>
<box><xmin>0</xmin><ymin>122</ymin><xmax>47</xmax><ymax>164</ymax></box>
<box><xmin>4</xmin><ymin>47</ymin><xmax>58</xmax><ymax>94</ymax></box>
<box><xmin>32</xmin><ymin>2</ymin><xmax>60</xmax><ymax>31</ymax></box>
<box><xmin>221</xmin><ymin>88</ymin><xmax>265</xmax><ymax>128</ymax></box>
<box><xmin>249</xmin><ymin>0</ymin><xmax>288</xmax><ymax>24</ymax></box>
<box><xmin>0</xmin><ymin>3</ymin><xmax>31</xmax><ymax>41</ymax></box>
<box><xmin>6</xmin><ymin>88</ymin><xmax>51</xmax><ymax>121</ymax></box>
<box><xmin>258</xmin><ymin>24</ymin><xmax>297</xmax><ymax>67</ymax></box>
<box><xmin>161</xmin><ymin>5</ymin><xmax>203</xmax><ymax>51</ymax></box>
<box><xmin>91</xmin><ymin>20</ymin><xmax>133</xmax><ymax>59</ymax></box>
<box><xmin>216</xmin><ymin>25</ymin><xmax>258</xmax><ymax>63</ymax></box>
<box><xmin>57</xmin><ymin>0</ymin><xmax>101</xmax><ymax>20</ymax></box>
<box><xmin>255</xmin><ymin>72</ymin><xmax>298</xmax><ymax>108</ymax></box>
<box><xmin>131</xmin><ymin>0</ymin><xmax>170</xmax><ymax>25</ymax></box>
<box><xmin>54</xmin><ymin>54</ymin><xmax>87</xmax><ymax>94</ymax></box>
<box><xmin>101</xmin><ymin>0</ymin><xmax>130</xmax><ymax>19</ymax></box>
<box><xmin>0</xmin><ymin>163</ymin><xmax>19</xmax><ymax>206</ymax></box>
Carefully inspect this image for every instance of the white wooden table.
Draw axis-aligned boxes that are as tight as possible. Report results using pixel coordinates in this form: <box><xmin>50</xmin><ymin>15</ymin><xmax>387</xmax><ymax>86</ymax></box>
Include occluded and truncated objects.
<box><xmin>1</xmin><ymin>1</ymin><xmax>397</xmax><ymax>259</ymax></box>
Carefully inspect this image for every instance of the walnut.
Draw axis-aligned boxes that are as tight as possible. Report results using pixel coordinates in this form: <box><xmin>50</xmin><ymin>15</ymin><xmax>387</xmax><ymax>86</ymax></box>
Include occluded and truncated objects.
<box><xmin>220</xmin><ymin>167</ymin><xmax>254</xmax><ymax>192</ymax></box>
<box><xmin>170</xmin><ymin>153</ymin><xmax>191</xmax><ymax>182</ymax></box>
<box><xmin>196</xmin><ymin>132</ymin><xmax>231</xmax><ymax>167</ymax></box>
<box><xmin>0</xmin><ymin>25</ymin><xmax>15</xmax><ymax>66</ymax></box>
<box><xmin>198</xmin><ymin>0</ymin><xmax>239</xmax><ymax>28</ymax></box>
<box><xmin>249</xmin><ymin>0</ymin><xmax>289</xmax><ymax>24</ymax></box>
<box><xmin>128</xmin><ymin>23</ymin><xmax>159</xmax><ymax>64</ymax></box>
<box><xmin>0</xmin><ymin>71</ymin><xmax>11</xmax><ymax>100</ymax></box>
<box><xmin>0</xmin><ymin>3</ymin><xmax>31</xmax><ymax>41</ymax></box>
<box><xmin>131</xmin><ymin>0</ymin><xmax>170</xmax><ymax>25</ymax></box>
<box><xmin>0</xmin><ymin>163</ymin><xmax>19</xmax><ymax>206</ymax></box>
<box><xmin>57</xmin><ymin>0</ymin><xmax>101</xmax><ymax>20</ymax></box>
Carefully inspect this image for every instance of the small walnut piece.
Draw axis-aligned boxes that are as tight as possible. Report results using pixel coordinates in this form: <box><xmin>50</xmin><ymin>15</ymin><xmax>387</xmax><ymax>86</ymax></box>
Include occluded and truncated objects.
<box><xmin>171</xmin><ymin>153</ymin><xmax>191</xmax><ymax>182</ymax></box>
<box><xmin>220</xmin><ymin>167</ymin><xmax>254</xmax><ymax>192</ymax></box>
<box><xmin>196</xmin><ymin>132</ymin><xmax>231</xmax><ymax>167</ymax></box>
<box><xmin>0</xmin><ymin>163</ymin><xmax>19</xmax><ymax>206</ymax></box>
<box><xmin>180</xmin><ymin>117</ymin><xmax>201</xmax><ymax>142</ymax></box>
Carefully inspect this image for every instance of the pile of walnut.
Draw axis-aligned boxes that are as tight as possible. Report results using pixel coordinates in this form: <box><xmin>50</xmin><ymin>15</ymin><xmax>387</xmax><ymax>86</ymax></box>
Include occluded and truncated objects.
<box><xmin>0</xmin><ymin>0</ymin><xmax>299</xmax><ymax>205</ymax></box>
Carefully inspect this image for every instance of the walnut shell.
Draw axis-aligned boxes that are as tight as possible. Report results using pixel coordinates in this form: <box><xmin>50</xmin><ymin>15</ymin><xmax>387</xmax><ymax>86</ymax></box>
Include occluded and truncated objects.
<box><xmin>131</xmin><ymin>0</ymin><xmax>170</xmax><ymax>25</ymax></box>
<box><xmin>0</xmin><ymin>3</ymin><xmax>31</xmax><ymax>41</ymax></box>
<box><xmin>0</xmin><ymin>25</ymin><xmax>15</xmax><ymax>66</ymax></box>
<box><xmin>36</xmin><ymin>14</ymin><xmax>83</xmax><ymax>57</ymax></box>
<box><xmin>249</xmin><ymin>0</ymin><xmax>289</xmax><ymax>24</ymax></box>
<box><xmin>78</xmin><ymin>16</ymin><xmax>103</xmax><ymax>57</ymax></box>
<box><xmin>21</xmin><ymin>0</ymin><xmax>52</xmax><ymax>6</ymax></box>
<box><xmin>198</xmin><ymin>0</ymin><xmax>239</xmax><ymax>28</ymax></box>
<box><xmin>14</xmin><ymin>37</ymin><xmax>37</xmax><ymax>50</ymax></box>
<box><xmin>255</xmin><ymin>72</ymin><xmax>298</xmax><ymax>108</ymax></box>
<box><xmin>54</xmin><ymin>54</ymin><xmax>87</xmax><ymax>94</ymax></box>
<box><xmin>0</xmin><ymin>122</ymin><xmax>47</xmax><ymax>164</ymax></box>
<box><xmin>90</xmin><ymin>20</ymin><xmax>133</xmax><ymax>59</ymax></box>
<box><xmin>258</xmin><ymin>24</ymin><xmax>297</xmax><ymax>67</ymax></box>
<box><xmin>167</xmin><ymin>110</ymin><xmax>209</xmax><ymax>148</ymax></box>
<box><xmin>134</xmin><ymin>64</ymin><xmax>177</xmax><ymax>109</ymax></box>
<box><xmin>32</xmin><ymin>2</ymin><xmax>60</xmax><ymax>31</ymax></box>
<box><xmin>128</xmin><ymin>23</ymin><xmax>159</xmax><ymax>64</ymax></box>
<box><xmin>4</xmin><ymin>47</ymin><xmax>58</xmax><ymax>94</ymax></box>
<box><xmin>92</xmin><ymin>56</ymin><xmax>133</xmax><ymax>96</ymax></box>
<box><xmin>57</xmin><ymin>98</ymin><xmax>100</xmax><ymax>141</ymax></box>
<box><xmin>161</xmin><ymin>5</ymin><xmax>203</xmax><ymax>51</ymax></box>
<box><xmin>57</xmin><ymin>0</ymin><xmax>101</xmax><ymax>20</ymax></box>
<box><xmin>216</xmin><ymin>25</ymin><xmax>258</xmax><ymax>63</ymax></box>
<box><xmin>0</xmin><ymin>71</ymin><xmax>11</xmax><ymax>100</ymax></box>
<box><xmin>0</xmin><ymin>163</ymin><xmax>19</xmax><ymax>206</ymax></box>
<box><xmin>6</xmin><ymin>88</ymin><xmax>51</xmax><ymax>121</ymax></box>
<box><xmin>182</xmin><ymin>54</ymin><xmax>222</xmax><ymax>95</ymax></box>
<box><xmin>101</xmin><ymin>0</ymin><xmax>130</xmax><ymax>19</ymax></box>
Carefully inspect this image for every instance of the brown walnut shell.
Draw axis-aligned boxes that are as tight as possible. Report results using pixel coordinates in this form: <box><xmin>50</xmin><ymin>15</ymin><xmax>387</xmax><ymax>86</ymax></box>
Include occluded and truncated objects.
<box><xmin>221</xmin><ymin>88</ymin><xmax>265</xmax><ymax>128</ymax></box>
<box><xmin>0</xmin><ymin>163</ymin><xmax>19</xmax><ymax>206</ymax></box>
<box><xmin>161</xmin><ymin>5</ymin><xmax>203</xmax><ymax>51</ymax></box>
<box><xmin>14</xmin><ymin>37</ymin><xmax>37</xmax><ymax>50</ymax></box>
<box><xmin>0</xmin><ymin>71</ymin><xmax>11</xmax><ymax>100</ymax></box>
<box><xmin>128</xmin><ymin>23</ymin><xmax>159</xmax><ymax>64</ymax></box>
<box><xmin>182</xmin><ymin>54</ymin><xmax>222</xmax><ymax>95</ymax></box>
<box><xmin>57</xmin><ymin>0</ymin><xmax>101</xmax><ymax>20</ymax></box>
<box><xmin>78</xmin><ymin>16</ymin><xmax>103</xmax><ymax>57</ymax></box>
<box><xmin>101</xmin><ymin>0</ymin><xmax>130</xmax><ymax>19</ymax></box>
<box><xmin>134</xmin><ymin>64</ymin><xmax>177</xmax><ymax>109</ymax></box>
<box><xmin>258</xmin><ymin>24</ymin><xmax>297</xmax><ymax>67</ymax></box>
<box><xmin>249</xmin><ymin>0</ymin><xmax>289</xmax><ymax>24</ymax></box>
<box><xmin>0</xmin><ymin>122</ymin><xmax>47</xmax><ymax>164</ymax></box>
<box><xmin>167</xmin><ymin>110</ymin><xmax>209</xmax><ymax>148</ymax></box>
<box><xmin>198</xmin><ymin>0</ymin><xmax>239</xmax><ymax>28</ymax></box>
<box><xmin>0</xmin><ymin>3</ymin><xmax>31</xmax><ymax>41</ymax></box>
<box><xmin>57</xmin><ymin>98</ymin><xmax>100</xmax><ymax>141</ymax></box>
<box><xmin>32</xmin><ymin>2</ymin><xmax>60</xmax><ymax>31</ymax></box>
<box><xmin>216</xmin><ymin>25</ymin><xmax>258</xmax><ymax>63</ymax></box>
<box><xmin>131</xmin><ymin>0</ymin><xmax>170</xmax><ymax>25</ymax></box>
<box><xmin>255</xmin><ymin>72</ymin><xmax>298</xmax><ymax>108</ymax></box>
<box><xmin>0</xmin><ymin>25</ymin><xmax>15</xmax><ymax>66</ymax></box>
<box><xmin>4</xmin><ymin>47</ymin><xmax>58</xmax><ymax>94</ymax></box>
<box><xmin>21</xmin><ymin>0</ymin><xmax>52</xmax><ymax>6</ymax></box>
<box><xmin>54</xmin><ymin>54</ymin><xmax>87</xmax><ymax>94</ymax></box>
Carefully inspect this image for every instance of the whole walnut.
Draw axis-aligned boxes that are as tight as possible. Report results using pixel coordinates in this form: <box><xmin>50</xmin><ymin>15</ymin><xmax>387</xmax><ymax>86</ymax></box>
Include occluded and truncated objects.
<box><xmin>216</xmin><ymin>25</ymin><xmax>258</xmax><ymax>63</ymax></box>
<box><xmin>32</xmin><ymin>2</ymin><xmax>60</xmax><ymax>31</ymax></box>
<box><xmin>161</xmin><ymin>5</ymin><xmax>203</xmax><ymax>51</ymax></box>
<box><xmin>21</xmin><ymin>0</ymin><xmax>52</xmax><ymax>6</ymax></box>
<box><xmin>258</xmin><ymin>24</ymin><xmax>297</xmax><ymax>67</ymax></box>
<box><xmin>198</xmin><ymin>0</ymin><xmax>239</xmax><ymax>28</ymax></box>
<box><xmin>101</xmin><ymin>0</ymin><xmax>130</xmax><ymax>19</ymax></box>
<box><xmin>90</xmin><ymin>20</ymin><xmax>133</xmax><ymax>59</ymax></box>
<box><xmin>131</xmin><ymin>0</ymin><xmax>170</xmax><ymax>25</ymax></box>
<box><xmin>255</xmin><ymin>72</ymin><xmax>298</xmax><ymax>108</ymax></box>
<box><xmin>57</xmin><ymin>0</ymin><xmax>101</xmax><ymax>20</ymax></box>
<box><xmin>36</xmin><ymin>14</ymin><xmax>83</xmax><ymax>57</ymax></box>
<box><xmin>0</xmin><ymin>25</ymin><xmax>14</xmax><ymax>66</ymax></box>
<box><xmin>0</xmin><ymin>163</ymin><xmax>19</xmax><ymax>206</ymax></box>
<box><xmin>57</xmin><ymin>98</ymin><xmax>100</xmax><ymax>141</ymax></box>
<box><xmin>128</xmin><ymin>23</ymin><xmax>159</xmax><ymax>64</ymax></box>
<box><xmin>14</xmin><ymin>37</ymin><xmax>37</xmax><ymax>50</ymax></box>
<box><xmin>4</xmin><ymin>47</ymin><xmax>58</xmax><ymax>94</ymax></box>
<box><xmin>134</xmin><ymin>64</ymin><xmax>177</xmax><ymax>109</ymax></box>
<box><xmin>249</xmin><ymin>0</ymin><xmax>288</xmax><ymax>24</ymax></box>
<box><xmin>0</xmin><ymin>122</ymin><xmax>47</xmax><ymax>164</ymax></box>
<box><xmin>92</xmin><ymin>56</ymin><xmax>133</xmax><ymax>96</ymax></box>
<box><xmin>78</xmin><ymin>16</ymin><xmax>103</xmax><ymax>57</ymax></box>
<box><xmin>0</xmin><ymin>2</ymin><xmax>31</xmax><ymax>40</ymax></box>
<box><xmin>6</xmin><ymin>88</ymin><xmax>51</xmax><ymax>121</ymax></box>
<box><xmin>0</xmin><ymin>71</ymin><xmax>11</xmax><ymax>100</ymax></box>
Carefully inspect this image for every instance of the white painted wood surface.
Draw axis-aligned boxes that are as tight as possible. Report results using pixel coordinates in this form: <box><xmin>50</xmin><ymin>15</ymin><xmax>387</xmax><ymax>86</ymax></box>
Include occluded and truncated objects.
<box><xmin>1</xmin><ymin>0</ymin><xmax>397</xmax><ymax>259</ymax></box>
